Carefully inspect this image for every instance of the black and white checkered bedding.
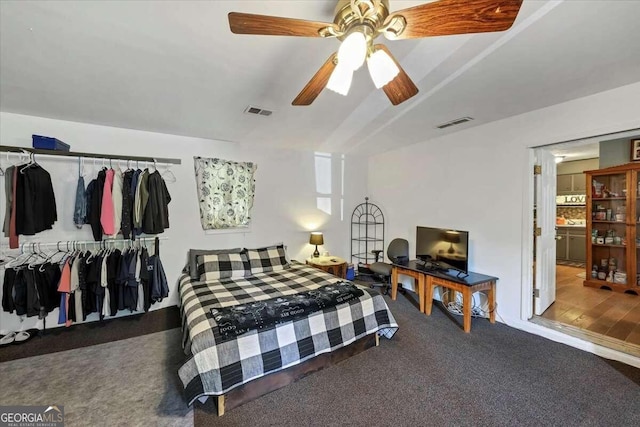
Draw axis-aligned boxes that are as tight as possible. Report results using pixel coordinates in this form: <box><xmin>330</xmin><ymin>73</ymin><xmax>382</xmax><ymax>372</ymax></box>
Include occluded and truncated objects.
<box><xmin>178</xmin><ymin>262</ymin><xmax>398</xmax><ymax>405</ymax></box>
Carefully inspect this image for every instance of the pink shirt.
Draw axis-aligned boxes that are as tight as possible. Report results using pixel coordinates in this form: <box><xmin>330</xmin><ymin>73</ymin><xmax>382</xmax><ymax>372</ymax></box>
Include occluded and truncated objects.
<box><xmin>100</xmin><ymin>168</ymin><xmax>115</xmax><ymax>235</ymax></box>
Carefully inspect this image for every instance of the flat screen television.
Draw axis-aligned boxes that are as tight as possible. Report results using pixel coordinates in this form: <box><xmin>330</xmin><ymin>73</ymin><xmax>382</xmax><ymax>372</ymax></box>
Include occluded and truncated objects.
<box><xmin>416</xmin><ymin>226</ymin><xmax>469</xmax><ymax>275</ymax></box>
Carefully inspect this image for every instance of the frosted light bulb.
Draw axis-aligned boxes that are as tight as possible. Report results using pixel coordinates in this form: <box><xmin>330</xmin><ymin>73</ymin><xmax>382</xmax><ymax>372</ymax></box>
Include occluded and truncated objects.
<box><xmin>367</xmin><ymin>49</ymin><xmax>400</xmax><ymax>89</ymax></box>
<box><xmin>337</xmin><ymin>32</ymin><xmax>367</xmax><ymax>71</ymax></box>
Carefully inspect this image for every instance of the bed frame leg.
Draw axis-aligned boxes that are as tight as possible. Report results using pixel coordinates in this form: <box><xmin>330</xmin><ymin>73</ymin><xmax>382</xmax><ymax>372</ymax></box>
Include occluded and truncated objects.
<box><xmin>375</xmin><ymin>332</ymin><xmax>379</xmax><ymax>347</ymax></box>
<box><xmin>217</xmin><ymin>395</ymin><xmax>225</xmax><ymax>417</ymax></box>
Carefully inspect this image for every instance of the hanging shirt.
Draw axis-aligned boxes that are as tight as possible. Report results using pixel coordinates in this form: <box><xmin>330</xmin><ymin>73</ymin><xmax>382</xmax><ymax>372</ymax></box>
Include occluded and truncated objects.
<box><xmin>130</xmin><ymin>169</ymin><xmax>141</xmax><ymax>238</ymax></box>
<box><xmin>133</xmin><ymin>169</ymin><xmax>147</xmax><ymax>230</ymax></box>
<box><xmin>121</xmin><ymin>170</ymin><xmax>134</xmax><ymax>239</ymax></box>
<box><xmin>9</xmin><ymin>167</ymin><xmax>18</xmax><ymax>248</ymax></box>
<box><xmin>106</xmin><ymin>249</ymin><xmax>121</xmax><ymax>316</ymax></box>
<box><xmin>139</xmin><ymin>170</ymin><xmax>150</xmax><ymax>228</ymax></box>
<box><xmin>3</xmin><ymin>165</ymin><xmax>15</xmax><ymax>237</ymax></box>
<box><xmin>90</xmin><ymin>170</ymin><xmax>105</xmax><ymax>241</ymax></box>
<box><xmin>100</xmin><ymin>168</ymin><xmax>115</xmax><ymax>235</ymax></box>
<box><xmin>110</xmin><ymin>170</ymin><xmax>123</xmax><ymax>238</ymax></box>
<box><xmin>57</xmin><ymin>258</ymin><xmax>71</xmax><ymax>326</ymax></box>
<box><xmin>101</xmin><ymin>254</ymin><xmax>110</xmax><ymax>317</ymax></box>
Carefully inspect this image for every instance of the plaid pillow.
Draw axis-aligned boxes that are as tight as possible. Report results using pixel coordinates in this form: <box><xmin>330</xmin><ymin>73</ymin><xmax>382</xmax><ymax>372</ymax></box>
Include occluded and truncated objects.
<box><xmin>246</xmin><ymin>245</ymin><xmax>290</xmax><ymax>274</ymax></box>
<box><xmin>188</xmin><ymin>248</ymin><xmax>243</xmax><ymax>280</ymax></box>
<box><xmin>197</xmin><ymin>252</ymin><xmax>250</xmax><ymax>281</ymax></box>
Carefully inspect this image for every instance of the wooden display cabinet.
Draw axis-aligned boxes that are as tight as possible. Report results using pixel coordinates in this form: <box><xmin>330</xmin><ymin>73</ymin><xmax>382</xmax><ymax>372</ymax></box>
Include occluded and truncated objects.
<box><xmin>584</xmin><ymin>162</ymin><xmax>640</xmax><ymax>294</ymax></box>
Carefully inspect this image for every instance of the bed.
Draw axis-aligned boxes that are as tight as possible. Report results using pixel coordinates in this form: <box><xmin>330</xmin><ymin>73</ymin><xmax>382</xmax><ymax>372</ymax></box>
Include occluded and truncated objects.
<box><xmin>177</xmin><ymin>249</ymin><xmax>398</xmax><ymax>416</ymax></box>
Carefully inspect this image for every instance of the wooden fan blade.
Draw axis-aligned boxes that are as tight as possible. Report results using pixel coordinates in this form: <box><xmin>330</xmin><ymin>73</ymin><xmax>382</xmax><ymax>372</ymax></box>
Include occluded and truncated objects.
<box><xmin>229</xmin><ymin>12</ymin><xmax>335</xmax><ymax>37</ymax></box>
<box><xmin>292</xmin><ymin>53</ymin><xmax>338</xmax><ymax>106</ymax></box>
<box><xmin>385</xmin><ymin>0</ymin><xmax>523</xmax><ymax>40</ymax></box>
<box><xmin>375</xmin><ymin>45</ymin><xmax>419</xmax><ymax>106</ymax></box>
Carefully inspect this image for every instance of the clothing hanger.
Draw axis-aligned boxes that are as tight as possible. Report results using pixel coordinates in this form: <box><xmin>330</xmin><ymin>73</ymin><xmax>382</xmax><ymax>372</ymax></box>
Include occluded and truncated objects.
<box><xmin>28</xmin><ymin>243</ymin><xmax>49</xmax><ymax>269</ymax></box>
<box><xmin>19</xmin><ymin>151</ymin><xmax>38</xmax><ymax>174</ymax></box>
<box><xmin>41</xmin><ymin>242</ymin><xmax>65</xmax><ymax>270</ymax></box>
<box><xmin>161</xmin><ymin>161</ymin><xmax>177</xmax><ymax>183</ymax></box>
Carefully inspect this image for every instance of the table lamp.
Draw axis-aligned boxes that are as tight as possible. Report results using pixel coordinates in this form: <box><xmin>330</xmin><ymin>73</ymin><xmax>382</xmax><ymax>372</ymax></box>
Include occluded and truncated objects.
<box><xmin>309</xmin><ymin>232</ymin><xmax>324</xmax><ymax>258</ymax></box>
<box><xmin>443</xmin><ymin>231</ymin><xmax>461</xmax><ymax>254</ymax></box>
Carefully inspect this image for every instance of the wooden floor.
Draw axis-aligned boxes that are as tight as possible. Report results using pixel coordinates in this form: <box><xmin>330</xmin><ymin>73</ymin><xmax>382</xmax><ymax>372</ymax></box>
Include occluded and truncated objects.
<box><xmin>540</xmin><ymin>265</ymin><xmax>640</xmax><ymax>347</ymax></box>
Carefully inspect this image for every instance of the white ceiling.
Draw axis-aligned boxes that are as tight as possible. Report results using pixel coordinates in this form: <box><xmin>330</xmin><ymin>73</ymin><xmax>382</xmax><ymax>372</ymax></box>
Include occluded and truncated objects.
<box><xmin>1</xmin><ymin>1</ymin><xmax>639</xmax><ymax>155</ymax></box>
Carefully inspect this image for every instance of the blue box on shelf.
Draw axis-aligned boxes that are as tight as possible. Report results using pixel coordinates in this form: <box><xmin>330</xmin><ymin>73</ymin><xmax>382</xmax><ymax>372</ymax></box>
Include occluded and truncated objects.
<box><xmin>32</xmin><ymin>135</ymin><xmax>70</xmax><ymax>151</ymax></box>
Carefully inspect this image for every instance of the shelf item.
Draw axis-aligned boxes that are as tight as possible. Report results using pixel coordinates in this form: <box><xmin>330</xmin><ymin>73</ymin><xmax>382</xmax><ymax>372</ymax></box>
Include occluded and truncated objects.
<box><xmin>351</xmin><ymin>197</ymin><xmax>384</xmax><ymax>269</ymax></box>
<box><xmin>585</xmin><ymin>163</ymin><xmax>640</xmax><ymax>295</ymax></box>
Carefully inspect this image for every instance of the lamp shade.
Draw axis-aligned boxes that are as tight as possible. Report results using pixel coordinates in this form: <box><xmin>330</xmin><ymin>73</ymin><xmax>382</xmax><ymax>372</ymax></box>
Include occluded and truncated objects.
<box><xmin>443</xmin><ymin>231</ymin><xmax>461</xmax><ymax>244</ymax></box>
<box><xmin>309</xmin><ymin>232</ymin><xmax>324</xmax><ymax>245</ymax></box>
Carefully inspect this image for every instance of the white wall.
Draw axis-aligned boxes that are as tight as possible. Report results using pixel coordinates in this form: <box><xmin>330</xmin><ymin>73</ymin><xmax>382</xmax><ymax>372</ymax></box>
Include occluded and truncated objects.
<box><xmin>368</xmin><ymin>82</ymin><xmax>640</xmax><ymax>364</ymax></box>
<box><xmin>0</xmin><ymin>112</ymin><xmax>368</xmax><ymax>333</ymax></box>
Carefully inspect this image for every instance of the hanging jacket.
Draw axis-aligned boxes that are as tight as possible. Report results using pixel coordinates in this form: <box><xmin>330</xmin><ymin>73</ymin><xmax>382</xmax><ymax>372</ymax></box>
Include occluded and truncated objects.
<box><xmin>90</xmin><ymin>170</ymin><xmax>106</xmax><ymax>241</ymax></box>
<box><xmin>121</xmin><ymin>170</ymin><xmax>134</xmax><ymax>239</ymax></box>
<box><xmin>15</xmin><ymin>163</ymin><xmax>57</xmax><ymax>235</ymax></box>
<box><xmin>143</xmin><ymin>171</ymin><xmax>171</xmax><ymax>234</ymax></box>
<box><xmin>85</xmin><ymin>179</ymin><xmax>95</xmax><ymax>225</ymax></box>
<box><xmin>130</xmin><ymin>169</ymin><xmax>141</xmax><ymax>238</ymax></box>
<box><xmin>148</xmin><ymin>238</ymin><xmax>168</xmax><ymax>303</ymax></box>
<box><xmin>74</xmin><ymin>176</ymin><xmax>87</xmax><ymax>228</ymax></box>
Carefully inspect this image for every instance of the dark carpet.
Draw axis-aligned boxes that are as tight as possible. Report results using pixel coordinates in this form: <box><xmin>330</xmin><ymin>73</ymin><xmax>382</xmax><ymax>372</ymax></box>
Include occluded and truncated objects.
<box><xmin>0</xmin><ymin>306</ymin><xmax>180</xmax><ymax>363</ymax></box>
<box><xmin>196</xmin><ymin>292</ymin><xmax>640</xmax><ymax>426</ymax></box>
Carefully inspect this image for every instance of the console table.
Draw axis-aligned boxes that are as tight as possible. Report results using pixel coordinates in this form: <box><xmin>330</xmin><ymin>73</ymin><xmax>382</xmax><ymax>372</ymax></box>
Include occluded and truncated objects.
<box><xmin>391</xmin><ymin>260</ymin><xmax>497</xmax><ymax>333</ymax></box>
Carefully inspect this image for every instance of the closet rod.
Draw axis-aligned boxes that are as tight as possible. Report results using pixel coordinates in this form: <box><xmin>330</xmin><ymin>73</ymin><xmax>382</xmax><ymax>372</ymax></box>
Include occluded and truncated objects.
<box><xmin>19</xmin><ymin>236</ymin><xmax>169</xmax><ymax>253</ymax></box>
<box><xmin>0</xmin><ymin>145</ymin><xmax>181</xmax><ymax>165</ymax></box>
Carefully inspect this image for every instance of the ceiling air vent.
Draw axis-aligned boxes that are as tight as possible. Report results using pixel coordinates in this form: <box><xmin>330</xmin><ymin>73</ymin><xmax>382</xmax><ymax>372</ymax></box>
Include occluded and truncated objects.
<box><xmin>436</xmin><ymin>116</ymin><xmax>474</xmax><ymax>129</ymax></box>
<box><xmin>244</xmin><ymin>105</ymin><xmax>273</xmax><ymax>117</ymax></box>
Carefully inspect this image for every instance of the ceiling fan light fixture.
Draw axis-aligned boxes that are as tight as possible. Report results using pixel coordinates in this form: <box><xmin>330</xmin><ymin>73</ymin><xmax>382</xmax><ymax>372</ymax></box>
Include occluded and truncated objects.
<box><xmin>337</xmin><ymin>31</ymin><xmax>367</xmax><ymax>71</ymax></box>
<box><xmin>326</xmin><ymin>63</ymin><xmax>353</xmax><ymax>96</ymax></box>
<box><xmin>367</xmin><ymin>48</ymin><xmax>399</xmax><ymax>88</ymax></box>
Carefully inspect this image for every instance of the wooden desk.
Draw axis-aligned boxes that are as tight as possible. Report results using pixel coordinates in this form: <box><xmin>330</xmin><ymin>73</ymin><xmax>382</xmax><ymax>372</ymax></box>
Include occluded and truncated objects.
<box><xmin>391</xmin><ymin>263</ymin><xmax>426</xmax><ymax>313</ymax></box>
<box><xmin>391</xmin><ymin>260</ymin><xmax>497</xmax><ymax>333</ymax></box>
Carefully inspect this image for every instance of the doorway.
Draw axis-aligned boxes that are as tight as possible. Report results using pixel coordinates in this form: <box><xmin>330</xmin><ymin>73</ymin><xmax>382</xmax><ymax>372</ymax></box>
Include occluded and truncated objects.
<box><xmin>532</xmin><ymin>130</ymin><xmax>640</xmax><ymax>357</ymax></box>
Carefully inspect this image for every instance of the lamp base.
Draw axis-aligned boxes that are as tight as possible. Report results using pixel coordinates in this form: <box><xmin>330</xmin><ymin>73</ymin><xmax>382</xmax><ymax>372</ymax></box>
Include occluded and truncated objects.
<box><xmin>313</xmin><ymin>246</ymin><xmax>320</xmax><ymax>258</ymax></box>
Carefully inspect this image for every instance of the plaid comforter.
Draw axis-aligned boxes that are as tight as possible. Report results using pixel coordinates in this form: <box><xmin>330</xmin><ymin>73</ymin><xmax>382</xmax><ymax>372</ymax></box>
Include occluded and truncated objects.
<box><xmin>178</xmin><ymin>262</ymin><xmax>398</xmax><ymax>405</ymax></box>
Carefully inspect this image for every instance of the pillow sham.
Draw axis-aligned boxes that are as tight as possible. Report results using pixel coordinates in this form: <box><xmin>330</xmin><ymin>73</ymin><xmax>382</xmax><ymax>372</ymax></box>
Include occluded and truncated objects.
<box><xmin>197</xmin><ymin>252</ymin><xmax>250</xmax><ymax>281</ymax></box>
<box><xmin>188</xmin><ymin>248</ymin><xmax>243</xmax><ymax>280</ymax></box>
<box><xmin>245</xmin><ymin>244</ymin><xmax>290</xmax><ymax>274</ymax></box>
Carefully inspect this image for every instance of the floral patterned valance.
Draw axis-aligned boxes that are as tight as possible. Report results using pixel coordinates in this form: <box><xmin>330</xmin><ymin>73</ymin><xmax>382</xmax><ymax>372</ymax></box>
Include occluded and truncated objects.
<box><xmin>193</xmin><ymin>157</ymin><xmax>257</xmax><ymax>230</ymax></box>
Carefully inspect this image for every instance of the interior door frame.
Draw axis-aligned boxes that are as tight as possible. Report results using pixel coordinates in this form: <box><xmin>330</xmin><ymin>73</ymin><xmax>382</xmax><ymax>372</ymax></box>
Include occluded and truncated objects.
<box><xmin>521</xmin><ymin>128</ymin><xmax>640</xmax><ymax>322</ymax></box>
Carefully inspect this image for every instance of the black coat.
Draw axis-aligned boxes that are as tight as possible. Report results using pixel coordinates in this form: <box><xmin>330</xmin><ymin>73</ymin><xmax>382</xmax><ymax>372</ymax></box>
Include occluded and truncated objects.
<box><xmin>89</xmin><ymin>169</ymin><xmax>106</xmax><ymax>241</ymax></box>
<box><xmin>15</xmin><ymin>163</ymin><xmax>57</xmax><ymax>235</ymax></box>
<box><xmin>142</xmin><ymin>171</ymin><xmax>171</xmax><ymax>234</ymax></box>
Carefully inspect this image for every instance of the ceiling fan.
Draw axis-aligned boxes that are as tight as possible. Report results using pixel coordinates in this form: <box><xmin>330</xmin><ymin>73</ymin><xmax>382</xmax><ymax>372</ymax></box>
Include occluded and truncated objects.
<box><xmin>228</xmin><ymin>0</ymin><xmax>523</xmax><ymax>106</ymax></box>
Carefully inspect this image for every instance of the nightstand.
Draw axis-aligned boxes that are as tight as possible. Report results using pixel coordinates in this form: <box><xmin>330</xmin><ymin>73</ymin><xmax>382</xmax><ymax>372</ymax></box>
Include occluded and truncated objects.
<box><xmin>306</xmin><ymin>256</ymin><xmax>347</xmax><ymax>279</ymax></box>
